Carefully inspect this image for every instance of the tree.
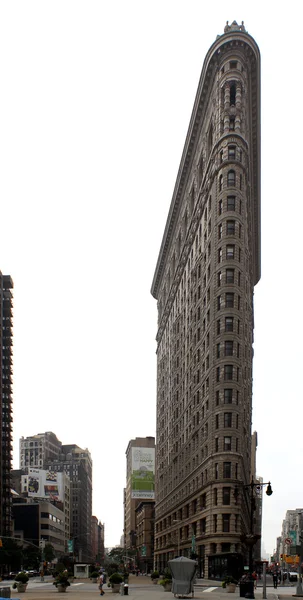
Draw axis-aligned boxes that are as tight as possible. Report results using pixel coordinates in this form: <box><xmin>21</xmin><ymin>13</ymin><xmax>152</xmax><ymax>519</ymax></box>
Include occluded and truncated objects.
<box><xmin>0</xmin><ymin>539</ymin><xmax>23</xmax><ymax>573</ymax></box>
<box><xmin>22</xmin><ymin>544</ymin><xmax>40</xmax><ymax>570</ymax></box>
<box><xmin>44</xmin><ymin>543</ymin><xmax>55</xmax><ymax>563</ymax></box>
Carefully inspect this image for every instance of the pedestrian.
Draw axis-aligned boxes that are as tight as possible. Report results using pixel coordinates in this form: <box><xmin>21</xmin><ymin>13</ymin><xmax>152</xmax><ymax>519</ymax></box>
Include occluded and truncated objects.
<box><xmin>273</xmin><ymin>571</ymin><xmax>278</xmax><ymax>589</ymax></box>
<box><xmin>99</xmin><ymin>571</ymin><xmax>105</xmax><ymax>596</ymax></box>
<box><xmin>252</xmin><ymin>571</ymin><xmax>257</xmax><ymax>589</ymax></box>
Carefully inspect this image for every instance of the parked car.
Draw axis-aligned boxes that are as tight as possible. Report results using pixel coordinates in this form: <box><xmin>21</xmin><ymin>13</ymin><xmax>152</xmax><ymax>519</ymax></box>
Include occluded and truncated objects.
<box><xmin>289</xmin><ymin>572</ymin><xmax>298</xmax><ymax>582</ymax></box>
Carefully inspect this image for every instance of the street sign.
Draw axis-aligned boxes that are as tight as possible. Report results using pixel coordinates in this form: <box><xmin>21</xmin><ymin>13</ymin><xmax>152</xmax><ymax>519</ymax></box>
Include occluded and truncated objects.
<box><xmin>285</xmin><ymin>538</ymin><xmax>292</xmax><ymax>545</ymax></box>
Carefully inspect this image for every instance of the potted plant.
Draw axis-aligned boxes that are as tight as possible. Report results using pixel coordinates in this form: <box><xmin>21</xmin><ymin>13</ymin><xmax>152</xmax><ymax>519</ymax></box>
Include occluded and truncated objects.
<box><xmin>53</xmin><ymin>570</ymin><xmax>71</xmax><ymax>592</ymax></box>
<box><xmin>90</xmin><ymin>571</ymin><xmax>99</xmax><ymax>583</ymax></box>
<box><xmin>12</xmin><ymin>571</ymin><xmax>29</xmax><ymax>593</ymax></box>
<box><xmin>151</xmin><ymin>570</ymin><xmax>159</xmax><ymax>584</ymax></box>
<box><xmin>109</xmin><ymin>572</ymin><xmax>123</xmax><ymax>593</ymax></box>
<box><xmin>159</xmin><ymin>567</ymin><xmax>172</xmax><ymax>592</ymax></box>
<box><xmin>222</xmin><ymin>575</ymin><xmax>237</xmax><ymax>593</ymax></box>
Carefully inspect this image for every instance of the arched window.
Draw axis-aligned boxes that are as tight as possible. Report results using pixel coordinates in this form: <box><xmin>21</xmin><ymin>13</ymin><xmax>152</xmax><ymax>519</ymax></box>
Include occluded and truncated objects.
<box><xmin>227</xmin><ymin>170</ymin><xmax>235</xmax><ymax>187</ymax></box>
<box><xmin>219</xmin><ymin>175</ymin><xmax>223</xmax><ymax>192</ymax></box>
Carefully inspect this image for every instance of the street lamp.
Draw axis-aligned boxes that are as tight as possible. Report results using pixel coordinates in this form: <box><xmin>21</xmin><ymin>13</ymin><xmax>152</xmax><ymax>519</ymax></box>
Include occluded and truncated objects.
<box><xmin>173</xmin><ymin>520</ymin><xmax>181</xmax><ymax>557</ymax></box>
<box><xmin>235</xmin><ymin>478</ymin><xmax>273</xmax><ymax>600</ymax></box>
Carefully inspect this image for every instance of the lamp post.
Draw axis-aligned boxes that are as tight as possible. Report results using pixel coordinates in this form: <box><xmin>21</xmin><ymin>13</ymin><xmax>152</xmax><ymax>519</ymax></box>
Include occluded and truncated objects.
<box><xmin>173</xmin><ymin>520</ymin><xmax>180</xmax><ymax>557</ymax></box>
<box><xmin>236</xmin><ymin>478</ymin><xmax>273</xmax><ymax>600</ymax></box>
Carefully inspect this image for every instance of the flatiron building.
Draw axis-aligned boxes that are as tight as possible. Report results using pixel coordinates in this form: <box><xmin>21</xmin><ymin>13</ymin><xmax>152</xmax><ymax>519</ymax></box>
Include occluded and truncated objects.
<box><xmin>151</xmin><ymin>21</ymin><xmax>261</xmax><ymax>578</ymax></box>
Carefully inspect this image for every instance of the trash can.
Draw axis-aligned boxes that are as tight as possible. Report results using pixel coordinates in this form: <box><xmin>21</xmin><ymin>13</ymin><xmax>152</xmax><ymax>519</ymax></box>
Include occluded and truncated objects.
<box><xmin>239</xmin><ymin>580</ymin><xmax>254</xmax><ymax>598</ymax></box>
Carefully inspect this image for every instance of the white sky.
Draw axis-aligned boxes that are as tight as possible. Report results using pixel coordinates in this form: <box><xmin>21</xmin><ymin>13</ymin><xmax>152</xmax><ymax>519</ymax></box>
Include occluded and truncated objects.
<box><xmin>0</xmin><ymin>1</ymin><xmax>302</xmax><ymax>555</ymax></box>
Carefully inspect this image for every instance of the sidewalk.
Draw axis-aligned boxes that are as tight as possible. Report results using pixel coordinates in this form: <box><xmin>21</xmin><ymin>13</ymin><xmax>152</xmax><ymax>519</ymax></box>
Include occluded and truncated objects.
<box><xmin>3</xmin><ymin>576</ymin><xmax>284</xmax><ymax>600</ymax></box>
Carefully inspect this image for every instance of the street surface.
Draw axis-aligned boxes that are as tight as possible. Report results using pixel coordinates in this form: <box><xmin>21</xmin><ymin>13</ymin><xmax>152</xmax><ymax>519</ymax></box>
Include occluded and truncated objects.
<box><xmin>0</xmin><ymin>574</ymin><xmax>300</xmax><ymax>600</ymax></box>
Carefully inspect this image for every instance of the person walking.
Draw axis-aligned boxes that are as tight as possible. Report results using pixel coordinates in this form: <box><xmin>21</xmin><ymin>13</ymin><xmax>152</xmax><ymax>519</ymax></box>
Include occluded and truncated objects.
<box><xmin>252</xmin><ymin>571</ymin><xmax>257</xmax><ymax>589</ymax></box>
<box><xmin>99</xmin><ymin>571</ymin><xmax>105</xmax><ymax>596</ymax></box>
<box><xmin>273</xmin><ymin>571</ymin><xmax>278</xmax><ymax>589</ymax></box>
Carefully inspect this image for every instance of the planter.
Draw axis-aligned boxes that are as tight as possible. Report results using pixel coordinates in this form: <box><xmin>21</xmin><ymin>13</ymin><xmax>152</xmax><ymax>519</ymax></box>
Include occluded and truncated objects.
<box><xmin>226</xmin><ymin>583</ymin><xmax>236</xmax><ymax>593</ymax></box>
<box><xmin>91</xmin><ymin>578</ymin><xmax>98</xmax><ymax>583</ymax></box>
<box><xmin>57</xmin><ymin>583</ymin><xmax>68</xmax><ymax>592</ymax></box>
<box><xmin>17</xmin><ymin>583</ymin><xmax>28</xmax><ymax>593</ymax></box>
<box><xmin>111</xmin><ymin>583</ymin><xmax>121</xmax><ymax>593</ymax></box>
<box><xmin>152</xmin><ymin>579</ymin><xmax>158</xmax><ymax>585</ymax></box>
<box><xmin>162</xmin><ymin>582</ymin><xmax>172</xmax><ymax>592</ymax></box>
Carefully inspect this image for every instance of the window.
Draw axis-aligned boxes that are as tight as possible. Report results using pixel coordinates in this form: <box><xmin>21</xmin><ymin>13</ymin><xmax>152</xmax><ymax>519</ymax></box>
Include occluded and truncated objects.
<box><xmin>216</xmin><ymin>367</ymin><xmax>220</xmax><ymax>382</ymax></box>
<box><xmin>217</xmin><ymin>343</ymin><xmax>221</xmax><ymax>359</ymax></box>
<box><xmin>219</xmin><ymin>175</ymin><xmax>223</xmax><ymax>192</ymax></box>
<box><xmin>217</xmin><ymin>296</ymin><xmax>221</xmax><ymax>311</ymax></box>
<box><xmin>223</xmin><ymin>487</ymin><xmax>231</xmax><ymax>505</ymax></box>
<box><xmin>215</xmin><ymin>463</ymin><xmax>219</xmax><ymax>479</ymax></box>
<box><xmin>227</xmin><ymin>220</ymin><xmax>235</xmax><ymax>235</ymax></box>
<box><xmin>229</xmin><ymin>117</ymin><xmax>235</xmax><ymax>131</ymax></box>
<box><xmin>224</xmin><ymin>437</ymin><xmax>232</xmax><ymax>452</ymax></box>
<box><xmin>200</xmin><ymin>517</ymin><xmax>206</xmax><ymax>533</ymax></box>
<box><xmin>222</xmin><ymin>543</ymin><xmax>231</xmax><ymax>553</ymax></box>
<box><xmin>217</xmin><ymin>271</ymin><xmax>222</xmax><ymax>286</ymax></box>
<box><xmin>227</xmin><ymin>170</ymin><xmax>235</xmax><ymax>186</ymax></box>
<box><xmin>226</xmin><ymin>269</ymin><xmax>234</xmax><ymax>284</ymax></box>
<box><xmin>224</xmin><ymin>389</ymin><xmax>233</xmax><ymax>404</ymax></box>
<box><xmin>228</xmin><ymin>146</ymin><xmax>236</xmax><ymax>160</ymax></box>
<box><xmin>213</xmin><ymin>514</ymin><xmax>217</xmax><ymax>532</ymax></box>
<box><xmin>226</xmin><ymin>245</ymin><xmax>235</xmax><ymax>259</ymax></box>
<box><xmin>215</xmin><ymin>437</ymin><xmax>219</xmax><ymax>452</ymax></box>
<box><xmin>224</xmin><ymin>365</ymin><xmax>233</xmax><ymax>381</ymax></box>
<box><xmin>215</xmin><ymin>414</ymin><xmax>219</xmax><ymax>429</ymax></box>
<box><xmin>213</xmin><ymin>488</ymin><xmax>218</xmax><ymax>505</ymax></box>
<box><xmin>225</xmin><ymin>317</ymin><xmax>233</xmax><ymax>332</ymax></box>
<box><xmin>225</xmin><ymin>341</ymin><xmax>233</xmax><ymax>356</ymax></box>
<box><xmin>223</xmin><ymin>462</ymin><xmax>231</xmax><ymax>478</ymax></box>
<box><xmin>222</xmin><ymin>514</ymin><xmax>231</xmax><ymax>532</ymax></box>
<box><xmin>220</xmin><ymin>149</ymin><xmax>224</xmax><ymax>163</ymax></box>
<box><xmin>224</xmin><ymin>412</ymin><xmax>232</xmax><ymax>427</ymax></box>
<box><xmin>227</xmin><ymin>196</ymin><xmax>235</xmax><ymax>211</ymax></box>
<box><xmin>217</xmin><ymin>319</ymin><xmax>220</xmax><ymax>335</ymax></box>
<box><xmin>218</xmin><ymin>224</ymin><xmax>222</xmax><ymax>239</ymax></box>
<box><xmin>218</xmin><ymin>247</ymin><xmax>222</xmax><ymax>262</ymax></box>
<box><xmin>225</xmin><ymin>292</ymin><xmax>234</xmax><ymax>307</ymax></box>
<box><xmin>230</xmin><ymin>61</ymin><xmax>237</xmax><ymax>70</ymax></box>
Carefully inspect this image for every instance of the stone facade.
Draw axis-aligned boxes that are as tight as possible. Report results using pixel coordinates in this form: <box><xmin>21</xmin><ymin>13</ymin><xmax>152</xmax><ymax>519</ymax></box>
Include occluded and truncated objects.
<box><xmin>151</xmin><ymin>21</ymin><xmax>261</xmax><ymax>578</ymax></box>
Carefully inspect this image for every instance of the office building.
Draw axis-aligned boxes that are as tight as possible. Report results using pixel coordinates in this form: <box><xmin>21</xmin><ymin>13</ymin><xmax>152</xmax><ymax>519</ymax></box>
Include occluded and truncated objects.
<box><xmin>13</xmin><ymin>499</ymin><xmax>65</xmax><ymax>554</ymax></box>
<box><xmin>0</xmin><ymin>273</ymin><xmax>14</xmax><ymax>537</ymax></box>
<box><xmin>124</xmin><ymin>438</ymin><xmax>155</xmax><ymax>555</ymax></box>
<box><xmin>20</xmin><ymin>432</ymin><xmax>62</xmax><ymax>469</ymax></box>
<box><xmin>46</xmin><ymin>444</ymin><xmax>93</xmax><ymax>562</ymax></box>
<box><xmin>135</xmin><ymin>501</ymin><xmax>155</xmax><ymax>573</ymax></box>
<box><xmin>151</xmin><ymin>21</ymin><xmax>261</xmax><ymax>577</ymax></box>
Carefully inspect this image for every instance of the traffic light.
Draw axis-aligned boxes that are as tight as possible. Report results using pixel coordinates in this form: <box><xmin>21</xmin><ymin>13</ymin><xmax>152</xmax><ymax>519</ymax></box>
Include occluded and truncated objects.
<box><xmin>0</xmin><ymin>539</ymin><xmax>2</xmax><ymax>548</ymax></box>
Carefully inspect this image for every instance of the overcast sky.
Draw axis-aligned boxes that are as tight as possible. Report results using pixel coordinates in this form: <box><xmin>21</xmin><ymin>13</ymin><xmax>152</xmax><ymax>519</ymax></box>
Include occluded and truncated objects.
<box><xmin>1</xmin><ymin>1</ymin><xmax>302</xmax><ymax>555</ymax></box>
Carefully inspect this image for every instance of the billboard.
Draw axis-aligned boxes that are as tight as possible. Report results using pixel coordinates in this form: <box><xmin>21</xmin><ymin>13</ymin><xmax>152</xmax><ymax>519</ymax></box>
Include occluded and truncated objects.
<box><xmin>131</xmin><ymin>447</ymin><xmax>155</xmax><ymax>499</ymax></box>
<box><xmin>22</xmin><ymin>468</ymin><xmax>64</xmax><ymax>502</ymax></box>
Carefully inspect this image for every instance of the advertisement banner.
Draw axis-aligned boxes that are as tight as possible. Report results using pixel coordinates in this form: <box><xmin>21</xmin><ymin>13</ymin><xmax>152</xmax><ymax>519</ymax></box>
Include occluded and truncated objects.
<box><xmin>131</xmin><ymin>447</ymin><xmax>155</xmax><ymax>499</ymax></box>
<box><xmin>289</xmin><ymin>530</ymin><xmax>297</xmax><ymax>545</ymax></box>
<box><xmin>22</xmin><ymin>468</ymin><xmax>63</xmax><ymax>501</ymax></box>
